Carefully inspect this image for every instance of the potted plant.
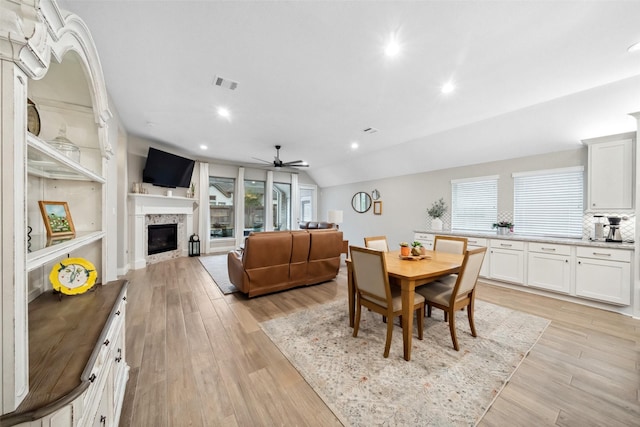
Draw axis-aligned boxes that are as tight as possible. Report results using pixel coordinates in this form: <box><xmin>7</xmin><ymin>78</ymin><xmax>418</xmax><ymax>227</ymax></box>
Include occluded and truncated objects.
<box><xmin>411</xmin><ymin>241</ymin><xmax>426</xmax><ymax>256</ymax></box>
<box><xmin>399</xmin><ymin>241</ymin><xmax>411</xmax><ymax>256</ymax></box>
<box><xmin>492</xmin><ymin>221</ymin><xmax>514</xmax><ymax>235</ymax></box>
<box><xmin>428</xmin><ymin>198</ymin><xmax>447</xmax><ymax>231</ymax></box>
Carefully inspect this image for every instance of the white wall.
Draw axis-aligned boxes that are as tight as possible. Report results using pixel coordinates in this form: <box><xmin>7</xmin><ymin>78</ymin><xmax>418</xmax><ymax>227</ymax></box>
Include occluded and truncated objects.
<box><xmin>319</xmin><ymin>147</ymin><xmax>587</xmax><ymax>250</ymax></box>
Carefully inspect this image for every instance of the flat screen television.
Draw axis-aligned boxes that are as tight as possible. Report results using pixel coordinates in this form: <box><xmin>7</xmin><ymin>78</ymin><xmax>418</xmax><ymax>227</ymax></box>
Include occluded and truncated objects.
<box><xmin>142</xmin><ymin>147</ymin><xmax>195</xmax><ymax>188</ymax></box>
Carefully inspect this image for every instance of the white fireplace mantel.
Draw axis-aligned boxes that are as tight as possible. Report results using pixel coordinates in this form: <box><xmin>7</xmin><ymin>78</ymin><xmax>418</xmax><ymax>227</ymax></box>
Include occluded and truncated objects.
<box><xmin>128</xmin><ymin>194</ymin><xmax>198</xmax><ymax>269</ymax></box>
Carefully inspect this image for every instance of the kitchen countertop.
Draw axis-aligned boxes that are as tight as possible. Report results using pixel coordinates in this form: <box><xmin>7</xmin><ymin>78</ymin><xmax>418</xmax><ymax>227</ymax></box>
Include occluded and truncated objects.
<box><xmin>414</xmin><ymin>230</ymin><xmax>635</xmax><ymax>250</ymax></box>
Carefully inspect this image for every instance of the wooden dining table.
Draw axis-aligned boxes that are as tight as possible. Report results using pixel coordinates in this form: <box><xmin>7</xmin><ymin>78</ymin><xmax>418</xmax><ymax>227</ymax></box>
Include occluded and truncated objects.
<box><xmin>346</xmin><ymin>249</ymin><xmax>464</xmax><ymax>361</ymax></box>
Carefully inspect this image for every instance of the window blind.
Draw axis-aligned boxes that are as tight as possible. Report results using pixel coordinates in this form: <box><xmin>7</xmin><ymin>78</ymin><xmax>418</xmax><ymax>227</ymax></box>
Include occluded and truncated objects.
<box><xmin>513</xmin><ymin>167</ymin><xmax>584</xmax><ymax>238</ymax></box>
<box><xmin>451</xmin><ymin>176</ymin><xmax>498</xmax><ymax>232</ymax></box>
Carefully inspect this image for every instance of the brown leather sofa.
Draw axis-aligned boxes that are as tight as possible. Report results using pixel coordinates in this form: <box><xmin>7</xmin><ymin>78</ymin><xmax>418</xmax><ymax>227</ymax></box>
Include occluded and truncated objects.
<box><xmin>227</xmin><ymin>229</ymin><xmax>343</xmax><ymax>297</ymax></box>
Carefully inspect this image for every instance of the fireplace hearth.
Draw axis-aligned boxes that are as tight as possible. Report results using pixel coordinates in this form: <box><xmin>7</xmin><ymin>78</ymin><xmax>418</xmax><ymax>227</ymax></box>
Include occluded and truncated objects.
<box><xmin>148</xmin><ymin>223</ymin><xmax>178</xmax><ymax>255</ymax></box>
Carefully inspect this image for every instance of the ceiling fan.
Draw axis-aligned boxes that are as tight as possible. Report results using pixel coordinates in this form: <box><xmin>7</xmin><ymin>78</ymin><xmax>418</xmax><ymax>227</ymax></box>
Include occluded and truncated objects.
<box><xmin>253</xmin><ymin>145</ymin><xmax>309</xmax><ymax>169</ymax></box>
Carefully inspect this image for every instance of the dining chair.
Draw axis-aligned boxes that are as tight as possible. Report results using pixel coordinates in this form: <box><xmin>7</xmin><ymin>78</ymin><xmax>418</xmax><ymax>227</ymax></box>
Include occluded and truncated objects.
<box><xmin>416</xmin><ymin>247</ymin><xmax>487</xmax><ymax>351</ymax></box>
<box><xmin>350</xmin><ymin>246</ymin><xmax>425</xmax><ymax>358</ymax></box>
<box><xmin>364</xmin><ymin>235</ymin><xmax>389</xmax><ymax>252</ymax></box>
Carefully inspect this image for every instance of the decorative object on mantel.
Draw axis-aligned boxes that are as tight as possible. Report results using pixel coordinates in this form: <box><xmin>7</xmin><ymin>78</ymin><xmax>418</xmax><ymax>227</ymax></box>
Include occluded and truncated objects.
<box><xmin>187</xmin><ymin>181</ymin><xmax>196</xmax><ymax>198</ymax></box>
<box><xmin>47</xmin><ymin>125</ymin><xmax>80</xmax><ymax>163</ymax></box>
<box><xmin>399</xmin><ymin>241</ymin><xmax>410</xmax><ymax>256</ymax></box>
<box><xmin>38</xmin><ymin>201</ymin><xmax>76</xmax><ymax>238</ymax></box>
<box><xmin>427</xmin><ymin>197</ymin><xmax>447</xmax><ymax>231</ymax></box>
<box><xmin>188</xmin><ymin>234</ymin><xmax>200</xmax><ymax>257</ymax></box>
<box><xmin>493</xmin><ymin>221</ymin><xmax>514</xmax><ymax>235</ymax></box>
<box><xmin>49</xmin><ymin>257</ymin><xmax>97</xmax><ymax>296</ymax></box>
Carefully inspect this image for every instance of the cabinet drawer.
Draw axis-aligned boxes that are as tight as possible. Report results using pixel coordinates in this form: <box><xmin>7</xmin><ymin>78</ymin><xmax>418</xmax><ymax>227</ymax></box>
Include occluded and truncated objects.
<box><xmin>414</xmin><ymin>233</ymin><xmax>434</xmax><ymax>242</ymax></box>
<box><xmin>576</xmin><ymin>246</ymin><xmax>631</xmax><ymax>262</ymax></box>
<box><xmin>465</xmin><ymin>237</ymin><xmax>487</xmax><ymax>247</ymax></box>
<box><xmin>491</xmin><ymin>239</ymin><xmax>524</xmax><ymax>251</ymax></box>
<box><xmin>528</xmin><ymin>242</ymin><xmax>571</xmax><ymax>256</ymax></box>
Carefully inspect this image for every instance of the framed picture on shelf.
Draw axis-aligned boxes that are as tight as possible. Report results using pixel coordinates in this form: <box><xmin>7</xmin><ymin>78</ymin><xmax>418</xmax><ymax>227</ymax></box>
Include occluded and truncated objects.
<box><xmin>38</xmin><ymin>201</ymin><xmax>76</xmax><ymax>238</ymax></box>
<box><xmin>373</xmin><ymin>200</ymin><xmax>382</xmax><ymax>215</ymax></box>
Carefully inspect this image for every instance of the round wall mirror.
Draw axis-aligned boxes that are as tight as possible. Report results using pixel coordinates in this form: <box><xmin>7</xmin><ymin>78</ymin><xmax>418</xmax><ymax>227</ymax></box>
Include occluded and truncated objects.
<box><xmin>372</xmin><ymin>189</ymin><xmax>381</xmax><ymax>200</ymax></box>
<box><xmin>352</xmin><ymin>192</ymin><xmax>372</xmax><ymax>213</ymax></box>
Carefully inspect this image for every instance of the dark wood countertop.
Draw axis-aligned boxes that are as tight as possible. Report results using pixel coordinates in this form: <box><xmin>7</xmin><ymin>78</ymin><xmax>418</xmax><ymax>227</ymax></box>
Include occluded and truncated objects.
<box><xmin>0</xmin><ymin>280</ymin><xmax>127</xmax><ymax>426</ymax></box>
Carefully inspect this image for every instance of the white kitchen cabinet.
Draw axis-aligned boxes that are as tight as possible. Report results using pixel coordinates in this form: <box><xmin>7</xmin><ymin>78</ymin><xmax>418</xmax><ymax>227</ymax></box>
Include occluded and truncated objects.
<box><xmin>413</xmin><ymin>232</ymin><xmax>434</xmax><ymax>250</ymax></box>
<box><xmin>576</xmin><ymin>247</ymin><xmax>631</xmax><ymax>305</ymax></box>
<box><xmin>466</xmin><ymin>237</ymin><xmax>489</xmax><ymax>277</ymax></box>
<box><xmin>584</xmin><ymin>133</ymin><xmax>635</xmax><ymax>211</ymax></box>
<box><xmin>489</xmin><ymin>239</ymin><xmax>525</xmax><ymax>284</ymax></box>
<box><xmin>527</xmin><ymin>242</ymin><xmax>572</xmax><ymax>294</ymax></box>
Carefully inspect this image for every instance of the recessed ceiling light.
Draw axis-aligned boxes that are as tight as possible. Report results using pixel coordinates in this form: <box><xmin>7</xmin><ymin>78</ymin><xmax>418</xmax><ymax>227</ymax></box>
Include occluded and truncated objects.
<box><xmin>200</xmin><ymin>145</ymin><xmax>208</xmax><ymax>150</ymax></box>
<box><xmin>384</xmin><ymin>34</ymin><xmax>401</xmax><ymax>57</ymax></box>
<box><xmin>217</xmin><ymin>107</ymin><xmax>231</xmax><ymax>119</ymax></box>
<box><xmin>628</xmin><ymin>41</ymin><xmax>640</xmax><ymax>53</ymax></box>
<box><xmin>441</xmin><ymin>81</ymin><xmax>455</xmax><ymax>94</ymax></box>
<box><xmin>351</xmin><ymin>142</ymin><xmax>359</xmax><ymax>150</ymax></box>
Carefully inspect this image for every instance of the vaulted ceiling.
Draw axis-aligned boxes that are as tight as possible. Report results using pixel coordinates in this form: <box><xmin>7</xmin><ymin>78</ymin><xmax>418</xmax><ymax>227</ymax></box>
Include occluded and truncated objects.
<box><xmin>58</xmin><ymin>0</ymin><xmax>640</xmax><ymax>187</ymax></box>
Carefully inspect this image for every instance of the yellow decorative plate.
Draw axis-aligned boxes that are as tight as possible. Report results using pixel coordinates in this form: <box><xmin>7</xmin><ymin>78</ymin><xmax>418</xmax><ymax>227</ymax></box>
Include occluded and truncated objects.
<box><xmin>49</xmin><ymin>258</ymin><xmax>97</xmax><ymax>295</ymax></box>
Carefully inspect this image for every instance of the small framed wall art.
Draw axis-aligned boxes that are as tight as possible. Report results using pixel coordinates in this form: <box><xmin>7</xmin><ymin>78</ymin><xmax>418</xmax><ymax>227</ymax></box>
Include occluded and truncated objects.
<box><xmin>373</xmin><ymin>200</ymin><xmax>382</xmax><ymax>215</ymax></box>
<box><xmin>38</xmin><ymin>201</ymin><xmax>76</xmax><ymax>238</ymax></box>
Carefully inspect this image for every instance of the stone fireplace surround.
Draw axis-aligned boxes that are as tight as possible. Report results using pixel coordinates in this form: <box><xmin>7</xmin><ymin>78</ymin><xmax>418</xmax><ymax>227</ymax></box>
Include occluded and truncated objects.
<box><xmin>129</xmin><ymin>194</ymin><xmax>197</xmax><ymax>269</ymax></box>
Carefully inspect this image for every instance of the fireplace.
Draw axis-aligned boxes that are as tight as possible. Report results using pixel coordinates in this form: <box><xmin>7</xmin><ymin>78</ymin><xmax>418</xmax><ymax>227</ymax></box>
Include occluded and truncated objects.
<box><xmin>148</xmin><ymin>223</ymin><xmax>178</xmax><ymax>255</ymax></box>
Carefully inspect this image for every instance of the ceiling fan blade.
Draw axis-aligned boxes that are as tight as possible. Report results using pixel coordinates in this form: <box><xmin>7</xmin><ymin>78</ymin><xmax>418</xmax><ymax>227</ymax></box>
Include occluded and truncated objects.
<box><xmin>251</xmin><ymin>157</ymin><xmax>272</xmax><ymax>164</ymax></box>
<box><xmin>284</xmin><ymin>163</ymin><xmax>309</xmax><ymax>168</ymax></box>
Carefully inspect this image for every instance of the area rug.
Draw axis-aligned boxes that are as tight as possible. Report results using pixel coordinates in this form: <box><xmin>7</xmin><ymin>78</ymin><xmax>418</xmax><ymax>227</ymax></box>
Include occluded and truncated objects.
<box><xmin>198</xmin><ymin>254</ymin><xmax>238</xmax><ymax>294</ymax></box>
<box><xmin>261</xmin><ymin>299</ymin><xmax>550</xmax><ymax>427</ymax></box>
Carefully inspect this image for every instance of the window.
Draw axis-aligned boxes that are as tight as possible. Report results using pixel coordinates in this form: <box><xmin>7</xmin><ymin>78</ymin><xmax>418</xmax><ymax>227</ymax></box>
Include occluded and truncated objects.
<box><xmin>273</xmin><ymin>182</ymin><xmax>291</xmax><ymax>231</ymax></box>
<box><xmin>244</xmin><ymin>180</ymin><xmax>265</xmax><ymax>234</ymax></box>
<box><xmin>513</xmin><ymin>167</ymin><xmax>584</xmax><ymax>238</ymax></box>
<box><xmin>451</xmin><ymin>175</ymin><xmax>498</xmax><ymax>232</ymax></box>
<box><xmin>209</xmin><ymin>177</ymin><xmax>235</xmax><ymax>238</ymax></box>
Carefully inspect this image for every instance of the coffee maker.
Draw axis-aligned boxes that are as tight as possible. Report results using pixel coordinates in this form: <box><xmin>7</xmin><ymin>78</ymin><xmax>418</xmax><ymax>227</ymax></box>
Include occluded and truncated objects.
<box><xmin>606</xmin><ymin>216</ymin><xmax>623</xmax><ymax>242</ymax></box>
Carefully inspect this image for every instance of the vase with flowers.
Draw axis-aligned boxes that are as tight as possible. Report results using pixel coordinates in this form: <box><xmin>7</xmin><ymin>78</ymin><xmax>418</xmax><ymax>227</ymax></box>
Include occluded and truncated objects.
<box><xmin>428</xmin><ymin>198</ymin><xmax>447</xmax><ymax>231</ymax></box>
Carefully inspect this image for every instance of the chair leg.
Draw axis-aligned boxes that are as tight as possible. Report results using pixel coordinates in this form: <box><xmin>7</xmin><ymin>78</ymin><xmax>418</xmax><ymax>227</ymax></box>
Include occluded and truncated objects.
<box><xmin>468</xmin><ymin>299</ymin><xmax>477</xmax><ymax>338</ymax></box>
<box><xmin>448</xmin><ymin>308</ymin><xmax>459</xmax><ymax>351</ymax></box>
<box><xmin>353</xmin><ymin>304</ymin><xmax>362</xmax><ymax>338</ymax></box>
<box><xmin>383</xmin><ymin>314</ymin><xmax>394</xmax><ymax>358</ymax></box>
<box><xmin>417</xmin><ymin>305</ymin><xmax>424</xmax><ymax>340</ymax></box>
<box><xmin>444</xmin><ymin>311</ymin><xmax>448</xmax><ymax>322</ymax></box>
<box><xmin>427</xmin><ymin>304</ymin><xmax>432</xmax><ymax>317</ymax></box>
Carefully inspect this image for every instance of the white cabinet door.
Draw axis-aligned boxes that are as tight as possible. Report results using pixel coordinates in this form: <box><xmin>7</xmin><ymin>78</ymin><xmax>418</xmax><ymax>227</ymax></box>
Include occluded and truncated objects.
<box><xmin>489</xmin><ymin>248</ymin><xmax>524</xmax><ymax>284</ymax></box>
<box><xmin>527</xmin><ymin>252</ymin><xmax>571</xmax><ymax>294</ymax></box>
<box><xmin>575</xmin><ymin>257</ymin><xmax>631</xmax><ymax>305</ymax></box>
<box><xmin>586</xmin><ymin>136</ymin><xmax>633</xmax><ymax>210</ymax></box>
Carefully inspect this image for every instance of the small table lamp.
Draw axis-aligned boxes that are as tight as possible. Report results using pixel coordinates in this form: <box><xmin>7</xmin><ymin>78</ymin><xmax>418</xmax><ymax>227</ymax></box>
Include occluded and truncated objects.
<box><xmin>327</xmin><ymin>210</ymin><xmax>344</xmax><ymax>230</ymax></box>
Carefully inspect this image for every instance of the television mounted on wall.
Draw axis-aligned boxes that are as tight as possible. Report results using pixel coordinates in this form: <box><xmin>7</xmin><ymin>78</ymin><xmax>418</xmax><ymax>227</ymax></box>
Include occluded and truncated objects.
<box><xmin>142</xmin><ymin>147</ymin><xmax>195</xmax><ymax>188</ymax></box>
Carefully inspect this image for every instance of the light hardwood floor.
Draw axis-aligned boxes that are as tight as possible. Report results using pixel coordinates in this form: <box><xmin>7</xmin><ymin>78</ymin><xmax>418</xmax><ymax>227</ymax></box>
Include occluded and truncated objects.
<box><xmin>119</xmin><ymin>256</ymin><xmax>640</xmax><ymax>427</ymax></box>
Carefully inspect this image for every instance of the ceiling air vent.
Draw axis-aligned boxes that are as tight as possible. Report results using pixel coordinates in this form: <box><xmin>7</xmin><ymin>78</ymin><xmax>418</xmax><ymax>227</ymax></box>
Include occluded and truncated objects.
<box><xmin>213</xmin><ymin>75</ymin><xmax>238</xmax><ymax>90</ymax></box>
<box><xmin>362</xmin><ymin>127</ymin><xmax>379</xmax><ymax>134</ymax></box>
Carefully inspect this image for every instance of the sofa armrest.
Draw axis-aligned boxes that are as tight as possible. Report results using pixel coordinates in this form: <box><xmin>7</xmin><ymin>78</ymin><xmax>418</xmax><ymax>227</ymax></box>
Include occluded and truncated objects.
<box><xmin>227</xmin><ymin>250</ymin><xmax>247</xmax><ymax>292</ymax></box>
